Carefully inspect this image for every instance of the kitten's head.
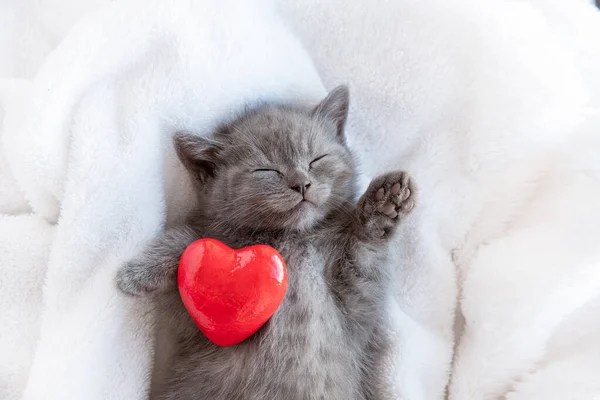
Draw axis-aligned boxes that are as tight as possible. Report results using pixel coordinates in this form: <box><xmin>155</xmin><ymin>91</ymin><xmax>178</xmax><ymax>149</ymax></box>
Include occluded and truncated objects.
<box><xmin>174</xmin><ymin>85</ymin><xmax>355</xmax><ymax>232</ymax></box>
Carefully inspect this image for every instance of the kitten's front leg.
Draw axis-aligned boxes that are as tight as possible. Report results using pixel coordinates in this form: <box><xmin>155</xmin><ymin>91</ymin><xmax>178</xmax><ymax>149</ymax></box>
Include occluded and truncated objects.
<box><xmin>116</xmin><ymin>225</ymin><xmax>199</xmax><ymax>296</ymax></box>
<box><xmin>355</xmin><ymin>171</ymin><xmax>415</xmax><ymax>241</ymax></box>
<box><xmin>333</xmin><ymin>170</ymin><xmax>415</xmax><ymax>286</ymax></box>
<box><xmin>344</xmin><ymin>172</ymin><xmax>415</xmax><ymax>400</ymax></box>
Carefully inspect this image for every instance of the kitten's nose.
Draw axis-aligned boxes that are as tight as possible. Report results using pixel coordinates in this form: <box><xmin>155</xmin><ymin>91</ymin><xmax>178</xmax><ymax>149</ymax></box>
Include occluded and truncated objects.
<box><xmin>291</xmin><ymin>181</ymin><xmax>311</xmax><ymax>196</ymax></box>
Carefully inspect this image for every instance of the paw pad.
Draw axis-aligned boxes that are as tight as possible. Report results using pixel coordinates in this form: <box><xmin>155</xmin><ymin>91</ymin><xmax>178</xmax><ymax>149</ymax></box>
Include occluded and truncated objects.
<box><xmin>372</xmin><ymin>171</ymin><xmax>414</xmax><ymax>219</ymax></box>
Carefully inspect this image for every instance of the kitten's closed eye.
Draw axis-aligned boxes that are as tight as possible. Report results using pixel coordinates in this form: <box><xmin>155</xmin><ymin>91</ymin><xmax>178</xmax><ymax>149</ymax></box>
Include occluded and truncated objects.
<box><xmin>309</xmin><ymin>154</ymin><xmax>328</xmax><ymax>170</ymax></box>
<box><xmin>253</xmin><ymin>168</ymin><xmax>283</xmax><ymax>176</ymax></box>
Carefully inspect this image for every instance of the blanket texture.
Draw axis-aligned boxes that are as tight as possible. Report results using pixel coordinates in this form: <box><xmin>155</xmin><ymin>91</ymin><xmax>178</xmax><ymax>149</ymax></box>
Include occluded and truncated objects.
<box><xmin>1</xmin><ymin>0</ymin><xmax>599</xmax><ymax>399</ymax></box>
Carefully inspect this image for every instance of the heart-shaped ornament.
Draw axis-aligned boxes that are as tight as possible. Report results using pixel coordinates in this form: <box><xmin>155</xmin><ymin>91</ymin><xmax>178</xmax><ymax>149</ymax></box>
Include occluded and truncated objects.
<box><xmin>178</xmin><ymin>238</ymin><xmax>287</xmax><ymax>346</ymax></box>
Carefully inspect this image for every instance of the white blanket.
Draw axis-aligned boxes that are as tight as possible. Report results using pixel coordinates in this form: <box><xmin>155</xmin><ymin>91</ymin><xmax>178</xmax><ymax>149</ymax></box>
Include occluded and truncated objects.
<box><xmin>1</xmin><ymin>0</ymin><xmax>599</xmax><ymax>399</ymax></box>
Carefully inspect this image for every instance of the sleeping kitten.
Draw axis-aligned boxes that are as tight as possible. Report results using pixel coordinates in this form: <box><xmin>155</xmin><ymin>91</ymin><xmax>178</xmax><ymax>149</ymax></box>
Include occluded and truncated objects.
<box><xmin>116</xmin><ymin>86</ymin><xmax>415</xmax><ymax>400</ymax></box>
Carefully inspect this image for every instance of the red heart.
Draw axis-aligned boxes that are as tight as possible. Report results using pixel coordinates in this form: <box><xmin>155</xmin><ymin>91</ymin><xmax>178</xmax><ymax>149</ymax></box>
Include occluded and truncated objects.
<box><xmin>178</xmin><ymin>238</ymin><xmax>287</xmax><ymax>347</ymax></box>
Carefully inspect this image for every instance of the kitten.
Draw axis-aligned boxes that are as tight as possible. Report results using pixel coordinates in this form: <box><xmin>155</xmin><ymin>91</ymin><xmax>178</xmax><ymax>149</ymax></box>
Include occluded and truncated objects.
<box><xmin>116</xmin><ymin>86</ymin><xmax>415</xmax><ymax>400</ymax></box>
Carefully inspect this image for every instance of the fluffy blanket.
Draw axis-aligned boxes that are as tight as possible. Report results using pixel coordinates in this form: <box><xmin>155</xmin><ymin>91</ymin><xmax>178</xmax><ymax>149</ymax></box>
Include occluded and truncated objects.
<box><xmin>1</xmin><ymin>0</ymin><xmax>599</xmax><ymax>399</ymax></box>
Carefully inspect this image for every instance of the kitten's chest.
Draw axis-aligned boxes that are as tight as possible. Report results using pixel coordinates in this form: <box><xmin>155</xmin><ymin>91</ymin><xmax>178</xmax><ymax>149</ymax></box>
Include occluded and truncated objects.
<box><xmin>269</xmin><ymin>239</ymin><xmax>335</xmax><ymax>331</ymax></box>
<box><xmin>170</xmin><ymin>237</ymin><xmax>364</xmax><ymax>399</ymax></box>
<box><xmin>251</xmin><ymin>240</ymin><xmax>361</xmax><ymax>397</ymax></box>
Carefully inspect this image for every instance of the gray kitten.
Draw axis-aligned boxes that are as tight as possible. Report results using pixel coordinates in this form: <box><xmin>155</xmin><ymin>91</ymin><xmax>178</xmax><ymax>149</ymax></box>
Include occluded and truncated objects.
<box><xmin>117</xmin><ymin>86</ymin><xmax>415</xmax><ymax>400</ymax></box>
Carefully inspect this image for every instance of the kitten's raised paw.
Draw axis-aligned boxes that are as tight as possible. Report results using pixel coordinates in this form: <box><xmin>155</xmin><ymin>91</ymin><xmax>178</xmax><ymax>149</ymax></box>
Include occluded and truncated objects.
<box><xmin>357</xmin><ymin>171</ymin><xmax>415</xmax><ymax>239</ymax></box>
<box><xmin>372</xmin><ymin>171</ymin><xmax>414</xmax><ymax>219</ymax></box>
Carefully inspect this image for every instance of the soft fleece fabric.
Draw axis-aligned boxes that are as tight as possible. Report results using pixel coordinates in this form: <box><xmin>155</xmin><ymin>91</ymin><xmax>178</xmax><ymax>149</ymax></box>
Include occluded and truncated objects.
<box><xmin>1</xmin><ymin>0</ymin><xmax>599</xmax><ymax>399</ymax></box>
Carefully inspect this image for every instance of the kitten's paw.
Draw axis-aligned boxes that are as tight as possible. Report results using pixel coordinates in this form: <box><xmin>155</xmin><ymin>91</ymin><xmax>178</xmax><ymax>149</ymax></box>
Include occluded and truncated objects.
<box><xmin>357</xmin><ymin>171</ymin><xmax>415</xmax><ymax>238</ymax></box>
<box><xmin>116</xmin><ymin>259</ymin><xmax>174</xmax><ymax>297</ymax></box>
<box><xmin>372</xmin><ymin>171</ymin><xmax>414</xmax><ymax>218</ymax></box>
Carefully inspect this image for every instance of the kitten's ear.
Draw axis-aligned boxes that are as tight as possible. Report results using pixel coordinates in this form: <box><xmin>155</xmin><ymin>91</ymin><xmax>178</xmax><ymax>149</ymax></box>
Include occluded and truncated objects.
<box><xmin>313</xmin><ymin>85</ymin><xmax>350</xmax><ymax>140</ymax></box>
<box><xmin>173</xmin><ymin>132</ymin><xmax>223</xmax><ymax>183</ymax></box>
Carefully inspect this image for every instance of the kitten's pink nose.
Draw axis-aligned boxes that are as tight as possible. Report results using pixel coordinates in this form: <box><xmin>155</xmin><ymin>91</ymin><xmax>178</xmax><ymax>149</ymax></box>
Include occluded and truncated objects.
<box><xmin>291</xmin><ymin>181</ymin><xmax>311</xmax><ymax>196</ymax></box>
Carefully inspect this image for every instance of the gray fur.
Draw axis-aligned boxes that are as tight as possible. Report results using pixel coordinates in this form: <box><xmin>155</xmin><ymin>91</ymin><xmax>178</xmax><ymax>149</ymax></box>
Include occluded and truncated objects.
<box><xmin>116</xmin><ymin>86</ymin><xmax>415</xmax><ymax>400</ymax></box>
